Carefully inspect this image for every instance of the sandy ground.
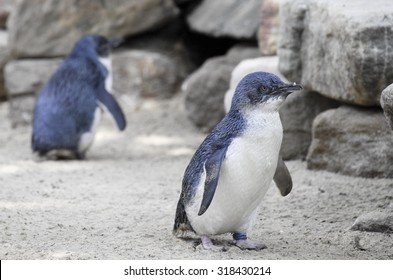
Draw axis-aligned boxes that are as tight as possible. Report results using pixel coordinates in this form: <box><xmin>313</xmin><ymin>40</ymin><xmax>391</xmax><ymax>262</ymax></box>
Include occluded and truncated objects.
<box><xmin>0</xmin><ymin>95</ymin><xmax>392</xmax><ymax>260</ymax></box>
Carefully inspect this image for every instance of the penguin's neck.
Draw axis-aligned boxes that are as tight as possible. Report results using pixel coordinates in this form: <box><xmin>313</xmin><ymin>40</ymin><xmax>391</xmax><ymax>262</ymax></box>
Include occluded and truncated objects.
<box><xmin>98</xmin><ymin>56</ymin><xmax>113</xmax><ymax>94</ymax></box>
<box><xmin>242</xmin><ymin>106</ymin><xmax>282</xmax><ymax>136</ymax></box>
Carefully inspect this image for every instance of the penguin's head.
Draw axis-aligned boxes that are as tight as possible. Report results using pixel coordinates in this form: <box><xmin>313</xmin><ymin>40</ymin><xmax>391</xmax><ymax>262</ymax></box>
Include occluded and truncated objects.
<box><xmin>72</xmin><ymin>34</ymin><xmax>123</xmax><ymax>59</ymax></box>
<box><xmin>230</xmin><ymin>72</ymin><xmax>302</xmax><ymax>111</ymax></box>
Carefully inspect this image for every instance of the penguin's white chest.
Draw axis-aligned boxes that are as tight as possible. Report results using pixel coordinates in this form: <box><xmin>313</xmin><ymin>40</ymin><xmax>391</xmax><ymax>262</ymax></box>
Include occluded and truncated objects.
<box><xmin>77</xmin><ymin>56</ymin><xmax>113</xmax><ymax>153</ymax></box>
<box><xmin>98</xmin><ymin>56</ymin><xmax>113</xmax><ymax>93</ymax></box>
<box><xmin>78</xmin><ymin>107</ymin><xmax>101</xmax><ymax>153</ymax></box>
<box><xmin>188</xmin><ymin>111</ymin><xmax>283</xmax><ymax>235</ymax></box>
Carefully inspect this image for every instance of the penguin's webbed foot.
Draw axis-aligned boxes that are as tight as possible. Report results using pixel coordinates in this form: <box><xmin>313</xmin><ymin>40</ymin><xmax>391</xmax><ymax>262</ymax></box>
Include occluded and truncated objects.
<box><xmin>200</xmin><ymin>235</ymin><xmax>227</xmax><ymax>252</ymax></box>
<box><xmin>233</xmin><ymin>233</ymin><xmax>267</xmax><ymax>251</ymax></box>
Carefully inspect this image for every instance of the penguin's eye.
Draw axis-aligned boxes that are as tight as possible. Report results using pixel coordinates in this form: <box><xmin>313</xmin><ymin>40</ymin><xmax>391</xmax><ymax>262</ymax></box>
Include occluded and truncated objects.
<box><xmin>97</xmin><ymin>44</ymin><xmax>110</xmax><ymax>57</ymax></box>
<box><xmin>259</xmin><ymin>86</ymin><xmax>268</xmax><ymax>93</ymax></box>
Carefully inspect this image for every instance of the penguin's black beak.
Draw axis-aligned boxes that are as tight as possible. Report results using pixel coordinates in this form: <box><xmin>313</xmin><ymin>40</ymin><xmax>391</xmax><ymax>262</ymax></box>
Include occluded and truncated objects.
<box><xmin>109</xmin><ymin>37</ymin><xmax>124</xmax><ymax>48</ymax></box>
<box><xmin>273</xmin><ymin>82</ymin><xmax>303</xmax><ymax>96</ymax></box>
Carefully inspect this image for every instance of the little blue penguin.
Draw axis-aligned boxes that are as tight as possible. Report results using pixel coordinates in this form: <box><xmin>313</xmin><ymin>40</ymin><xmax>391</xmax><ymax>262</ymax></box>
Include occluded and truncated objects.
<box><xmin>32</xmin><ymin>34</ymin><xmax>126</xmax><ymax>160</ymax></box>
<box><xmin>174</xmin><ymin>72</ymin><xmax>302</xmax><ymax>251</ymax></box>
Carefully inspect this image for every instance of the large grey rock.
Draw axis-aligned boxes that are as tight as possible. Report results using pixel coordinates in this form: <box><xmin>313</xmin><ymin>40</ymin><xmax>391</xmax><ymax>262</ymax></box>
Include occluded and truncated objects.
<box><xmin>258</xmin><ymin>0</ymin><xmax>280</xmax><ymax>55</ymax></box>
<box><xmin>183</xmin><ymin>56</ymin><xmax>234</xmax><ymax>132</ymax></box>
<box><xmin>8</xmin><ymin>0</ymin><xmax>179</xmax><ymax>58</ymax></box>
<box><xmin>225</xmin><ymin>45</ymin><xmax>262</xmax><ymax>63</ymax></box>
<box><xmin>8</xmin><ymin>94</ymin><xmax>35</xmax><ymax>128</ymax></box>
<box><xmin>120</xmin><ymin>23</ymin><xmax>197</xmax><ymax>88</ymax></box>
<box><xmin>187</xmin><ymin>0</ymin><xmax>263</xmax><ymax>39</ymax></box>
<box><xmin>280</xmin><ymin>90</ymin><xmax>339</xmax><ymax>160</ymax></box>
<box><xmin>112</xmin><ymin>50</ymin><xmax>180</xmax><ymax>99</ymax></box>
<box><xmin>381</xmin><ymin>84</ymin><xmax>393</xmax><ymax>130</ymax></box>
<box><xmin>307</xmin><ymin>106</ymin><xmax>393</xmax><ymax>178</ymax></box>
<box><xmin>184</xmin><ymin>46</ymin><xmax>260</xmax><ymax>131</ymax></box>
<box><xmin>350</xmin><ymin>210</ymin><xmax>393</xmax><ymax>233</ymax></box>
<box><xmin>4</xmin><ymin>58</ymin><xmax>62</xmax><ymax>96</ymax></box>
<box><xmin>4</xmin><ymin>58</ymin><xmax>63</xmax><ymax>126</ymax></box>
<box><xmin>278</xmin><ymin>0</ymin><xmax>393</xmax><ymax>106</ymax></box>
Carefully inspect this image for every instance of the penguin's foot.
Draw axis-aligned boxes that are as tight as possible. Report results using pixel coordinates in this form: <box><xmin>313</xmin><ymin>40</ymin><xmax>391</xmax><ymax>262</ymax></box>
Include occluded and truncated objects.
<box><xmin>45</xmin><ymin>149</ymin><xmax>78</xmax><ymax>160</ymax></box>
<box><xmin>76</xmin><ymin>152</ymin><xmax>86</xmax><ymax>160</ymax></box>
<box><xmin>233</xmin><ymin>232</ymin><xmax>267</xmax><ymax>251</ymax></box>
<box><xmin>234</xmin><ymin>239</ymin><xmax>267</xmax><ymax>251</ymax></box>
<box><xmin>201</xmin><ymin>235</ymin><xmax>227</xmax><ymax>252</ymax></box>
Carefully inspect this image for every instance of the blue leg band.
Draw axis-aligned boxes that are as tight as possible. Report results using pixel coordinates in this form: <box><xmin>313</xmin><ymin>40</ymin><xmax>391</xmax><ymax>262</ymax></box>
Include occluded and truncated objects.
<box><xmin>233</xmin><ymin>232</ymin><xmax>247</xmax><ymax>241</ymax></box>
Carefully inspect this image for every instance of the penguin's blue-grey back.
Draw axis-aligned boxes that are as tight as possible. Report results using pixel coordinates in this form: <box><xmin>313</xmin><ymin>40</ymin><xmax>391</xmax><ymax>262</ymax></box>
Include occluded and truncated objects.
<box><xmin>32</xmin><ymin>58</ymin><xmax>100</xmax><ymax>155</ymax></box>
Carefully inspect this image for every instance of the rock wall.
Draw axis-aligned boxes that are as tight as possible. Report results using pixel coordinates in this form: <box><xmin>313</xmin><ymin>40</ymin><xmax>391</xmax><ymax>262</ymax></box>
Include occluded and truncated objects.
<box><xmin>278</xmin><ymin>0</ymin><xmax>393</xmax><ymax>178</ymax></box>
<box><xmin>2</xmin><ymin>0</ymin><xmax>266</xmax><ymax>127</ymax></box>
<box><xmin>381</xmin><ymin>84</ymin><xmax>393</xmax><ymax>130</ymax></box>
<box><xmin>307</xmin><ymin>106</ymin><xmax>393</xmax><ymax>178</ymax></box>
<box><xmin>187</xmin><ymin>0</ymin><xmax>263</xmax><ymax>39</ymax></box>
<box><xmin>1</xmin><ymin>0</ymin><xmax>393</xmax><ymax>179</ymax></box>
<box><xmin>258</xmin><ymin>0</ymin><xmax>281</xmax><ymax>55</ymax></box>
<box><xmin>8</xmin><ymin>0</ymin><xmax>179</xmax><ymax>58</ymax></box>
<box><xmin>278</xmin><ymin>0</ymin><xmax>393</xmax><ymax>106</ymax></box>
<box><xmin>4</xmin><ymin>59</ymin><xmax>62</xmax><ymax>127</ymax></box>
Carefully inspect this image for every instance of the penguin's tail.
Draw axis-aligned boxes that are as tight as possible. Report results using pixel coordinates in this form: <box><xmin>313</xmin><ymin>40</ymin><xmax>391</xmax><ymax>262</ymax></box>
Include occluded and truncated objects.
<box><xmin>173</xmin><ymin>199</ymin><xmax>193</xmax><ymax>237</ymax></box>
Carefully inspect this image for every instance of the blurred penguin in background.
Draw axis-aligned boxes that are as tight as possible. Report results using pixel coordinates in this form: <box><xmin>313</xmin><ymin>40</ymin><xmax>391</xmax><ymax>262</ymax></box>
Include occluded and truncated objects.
<box><xmin>32</xmin><ymin>34</ymin><xmax>126</xmax><ymax>160</ymax></box>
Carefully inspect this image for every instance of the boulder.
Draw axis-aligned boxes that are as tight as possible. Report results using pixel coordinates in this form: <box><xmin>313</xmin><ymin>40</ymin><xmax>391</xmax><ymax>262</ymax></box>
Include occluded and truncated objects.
<box><xmin>183</xmin><ymin>56</ymin><xmax>233</xmax><ymax>132</ymax></box>
<box><xmin>187</xmin><ymin>0</ymin><xmax>263</xmax><ymax>40</ymax></box>
<box><xmin>307</xmin><ymin>106</ymin><xmax>393</xmax><ymax>178</ymax></box>
<box><xmin>8</xmin><ymin>0</ymin><xmax>179</xmax><ymax>58</ymax></box>
<box><xmin>278</xmin><ymin>0</ymin><xmax>393</xmax><ymax>106</ymax></box>
<box><xmin>8</xmin><ymin>94</ymin><xmax>35</xmax><ymax>128</ymax></box>
<box><xmin>4</xmin><ymin>59</ymin><xmax>62</xmax><ymax>97</ymax></box>
<box><xmin>112</xmin><ymin>50</ymin><xmax>180</xmax><ymax>99</ymax></box>
<box><xmin>381</xmin><ymin>84</ymin><xmax>393</xmax><ymax>130</ymax></box>
<box><xmin>350</xmin><ymin>210</ymin><xmax>393</xmax><ymax>233</ymax></box>
<box><xmin>280</xmin><ymin>90</ymin><xmax>339</xmax><ymax>160</ymax></box>
<box><xmin>225</xmin><ymin>45</ymin><xmax>262</xmax><ymax>63</ymax></box>
<box><xmin>4</xmin><ymin>58</ymin><xmax>62</xmax><ymax>126</ymax></box>
<box><xmin>258</xmin><ymin>0</ymin><xmax>281</xmax><ymax>55</ymax></box>
<box><xmin>183</xmin><ymin>46</ymin><xmax>260</xmax><ymax>131</ymax></box>
<box><xmin>120</xmin><ymin>22</ymin><xmax>197</xmax><ymax>85</ymax></box>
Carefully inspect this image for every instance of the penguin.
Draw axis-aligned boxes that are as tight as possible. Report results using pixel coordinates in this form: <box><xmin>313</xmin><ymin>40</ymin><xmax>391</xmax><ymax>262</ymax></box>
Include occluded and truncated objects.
<box><xmin>174</xmin><ymin>72</ymin><xmax>302</xmax><ymax>251</ymax></box>
<box><xmin>32</xmin><ymin>34</ymin><xmax>126</xmax><ymax>160</ymax></box>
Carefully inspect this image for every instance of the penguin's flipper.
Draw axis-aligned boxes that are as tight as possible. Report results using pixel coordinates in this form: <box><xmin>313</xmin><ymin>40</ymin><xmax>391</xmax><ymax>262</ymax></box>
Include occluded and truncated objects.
<box><xmin>273</xmin><ymin>156</ymin><xmax>292</xmax><ymax>196</ymax></box>
<box><xmin>96</xmin><ymin>84</ymin><xmax>127</xmax><ymax>130</ymax></box>
<box><xmin>198</xmin><ymin>145</ymin><xmax>228</xmax><ymax>216</ymax></box>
